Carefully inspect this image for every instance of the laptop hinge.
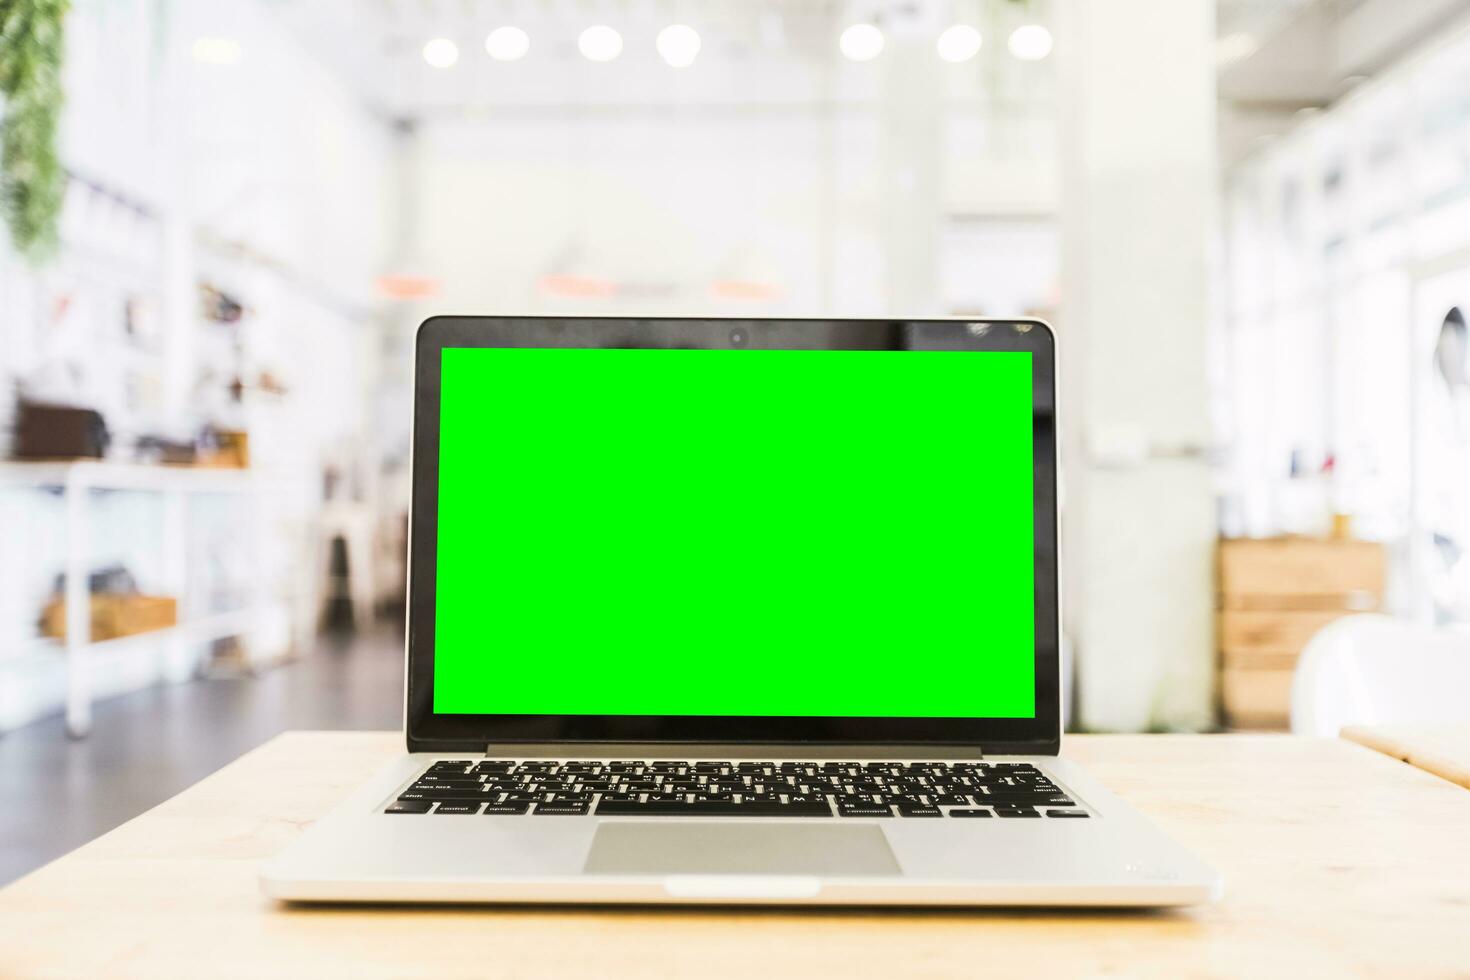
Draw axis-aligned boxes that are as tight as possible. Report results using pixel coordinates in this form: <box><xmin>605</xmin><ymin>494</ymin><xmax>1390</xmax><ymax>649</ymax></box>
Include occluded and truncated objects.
<box><xmin>483</xmin><ymin>745</ymin><xmax>986</xmax><ymax>759</ymax></box>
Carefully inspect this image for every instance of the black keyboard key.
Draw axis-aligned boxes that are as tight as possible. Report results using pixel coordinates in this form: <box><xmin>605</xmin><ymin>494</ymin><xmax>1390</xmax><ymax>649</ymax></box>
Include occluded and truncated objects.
<box><xmin>434</xmin><ymin>802</ymin><xmax>482</xmax><ymax>814</ymax></box>
<box><xmin>482</xmin><ymin>803</ymin><xmax>531</xmax><ymax>815</ymax></box>
<box><xmin>596</xmin><ymin>798</ymin><xmax>831</xmax><ymax>817</ymax></box>
<box><xmin>972</xmin><ymin>789</ymin><xmax>1049</xmax><ymax>803</ymax></box>
<box><xmin>995</xmin><ymin>807</ymin><xmax>1041</xmax><ymax>818</ymax></box>
<box><xmin>536</xmin><ymin>802</ymin><xmax>591</xmax><ymax>815</ymax></box>
<box><xmin>895</xmin><ymin>805</ymin><xmax>942</xmax><ymax>817</ymax></box>
<box><xmin>948</xmin><ymin>808</ymin><xmax>993</xmax><ymax>818</ymax></box>
<box><xmin>837</xmin><ymin>804</ymin><xmax>892</xmax><ymax>817</ymax></box>
<box><xmin>428</xmin><ymin>761</ymin><xmax>472</xmax><ymax>772</ymax></box>
<box><xmin>1046</xmin><ymin>810</ymin><xmax>1089</xmax><ymax>818</ymax></box>
<box><xmin>384</xmin><ymin>800</ymin><xmax>432</xmax><ymax>814</ymax></box>
<box><xmin>471</xmin><ymin>762</ymin><xmax>514</xmax><ymax>774</ymax></box>
<box><xmin>398</xmin><ymin>789</ymin><xmax>490</xmax><ymax>802</ymax></box>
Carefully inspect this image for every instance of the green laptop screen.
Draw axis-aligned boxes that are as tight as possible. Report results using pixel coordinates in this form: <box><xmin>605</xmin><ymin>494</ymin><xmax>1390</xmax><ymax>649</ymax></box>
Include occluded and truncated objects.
<box><xmin>433</xmin><ymin>347</ymin><xmax>1035</xmax><ymax>719</ymax></box>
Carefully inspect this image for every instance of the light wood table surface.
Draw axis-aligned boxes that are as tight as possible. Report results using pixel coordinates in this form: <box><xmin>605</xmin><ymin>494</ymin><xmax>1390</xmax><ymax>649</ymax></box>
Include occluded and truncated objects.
<box><xmin>4</xmin><ymin>732</ymin><xmax>1470</xmax><ymax>979</ymax></box>
<box><xmin>1342</xmin><ymin>724</ymin><xmax>1470</xmax><ymax>791</ymax></box>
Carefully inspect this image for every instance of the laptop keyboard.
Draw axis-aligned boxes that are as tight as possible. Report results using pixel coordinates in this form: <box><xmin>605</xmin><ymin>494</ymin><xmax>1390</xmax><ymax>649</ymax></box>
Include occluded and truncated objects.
<box><xmin>385</xmin><ymin>760</ymin><xmax>1089</xmax><ymax>819</ymax></box>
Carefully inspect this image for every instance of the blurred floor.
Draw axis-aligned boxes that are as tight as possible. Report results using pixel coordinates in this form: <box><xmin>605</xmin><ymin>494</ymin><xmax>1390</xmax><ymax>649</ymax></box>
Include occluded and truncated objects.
<box><xmin>0</xmin><ymin>626</ymin><xmax>404</xmax><ymax>886</ymax></box>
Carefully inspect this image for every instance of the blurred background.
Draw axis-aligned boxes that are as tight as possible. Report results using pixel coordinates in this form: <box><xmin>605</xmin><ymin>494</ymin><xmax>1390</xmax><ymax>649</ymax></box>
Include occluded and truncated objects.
<box><xmin>4</xmin><ymin>0</ymin><xmax>1470</xmax><ymax>882</ymax></box>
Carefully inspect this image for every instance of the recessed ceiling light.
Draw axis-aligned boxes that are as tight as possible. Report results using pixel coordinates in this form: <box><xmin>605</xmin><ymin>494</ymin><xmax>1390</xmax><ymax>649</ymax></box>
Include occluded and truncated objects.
<box><xmin>936</xmin><ymin>24</ymin><xmax>982</xmax><ymax>63</ymax></box>
<box><xmin>657</xmin><ymin>24</ymin><xmax>701</xmax><ymax>68</ymax></box>
<box><xmin>840</xmin><ymin>23</ymin><xmax>884</xmax><ymax>62</ymax></box>
<box><xmin>191</xmin><ymin>37</ymin><xmax>242</xmax><ymax>66</ymax></box>
<box><xmin>1007</xmin><ymin>24</ymin><xmax>1052</xmax><ymax>61</ymax></box>
<box><xmin>579</xmin><ymin>25</ymin><xmax>623</xmax><ymax>62</ymax></box>
<box><xmin>485</xmin><ymin>26</ymin><xmax>530</xmax><ymax>62</ymax></box>
<box><xmin>423</xmin><ymin>38</ymin><xmax>459</xmax><ymax>68</ymax></box>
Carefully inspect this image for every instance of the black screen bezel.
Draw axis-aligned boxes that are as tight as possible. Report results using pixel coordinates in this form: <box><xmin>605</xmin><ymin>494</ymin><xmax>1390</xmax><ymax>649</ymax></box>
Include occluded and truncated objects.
<box><xmin>406</xmin><ymin>316</ymin><xmax>1060</xmax><ymax>754</ymax></box>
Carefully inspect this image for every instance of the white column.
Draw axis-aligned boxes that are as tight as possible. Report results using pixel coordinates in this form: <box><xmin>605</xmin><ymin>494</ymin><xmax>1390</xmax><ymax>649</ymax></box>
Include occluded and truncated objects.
<box><xmin>1057</xmin><ymin>0</ymin><xmax>1218</xmax><ymax>731</ymax></box>
<box><xmin>880</xmin><ymin>35</ymin><xmax>943</xmax><ymax>315</ymax></box>
<box><xmin>64</xmin><ymin>471</ymin><xmax>92</xmax><ymax>738</ymax></box>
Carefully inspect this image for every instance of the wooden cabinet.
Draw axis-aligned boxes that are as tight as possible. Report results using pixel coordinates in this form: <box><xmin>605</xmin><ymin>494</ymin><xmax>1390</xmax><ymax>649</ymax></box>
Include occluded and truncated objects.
<box><xmin>1217</xmin><ymin>538</ymin><xmax>1386</xmax><ymax>730</ymax></box>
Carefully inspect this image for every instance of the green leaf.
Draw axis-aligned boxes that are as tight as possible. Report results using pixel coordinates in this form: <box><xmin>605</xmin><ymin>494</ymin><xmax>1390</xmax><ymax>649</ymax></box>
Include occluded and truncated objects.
<box><xmin>0</xmin><ymin>0</ymin><xmax>70</xmax><ymax>260</ymax></box>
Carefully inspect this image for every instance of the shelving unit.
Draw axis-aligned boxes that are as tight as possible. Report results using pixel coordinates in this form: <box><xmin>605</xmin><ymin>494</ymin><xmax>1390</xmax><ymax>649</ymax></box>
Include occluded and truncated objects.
<box><xmin>0</xmin><ymin>461</ymin><xmax>293</xmax><ymax>737</ymax></box>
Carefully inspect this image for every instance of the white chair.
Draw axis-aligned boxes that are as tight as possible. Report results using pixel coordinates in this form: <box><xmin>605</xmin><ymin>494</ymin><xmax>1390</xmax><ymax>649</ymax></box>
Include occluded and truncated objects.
<box><xmin>1291</xmin><ymin>613</ymin><xmax>1470</xmax><ymax>736</ymax></box>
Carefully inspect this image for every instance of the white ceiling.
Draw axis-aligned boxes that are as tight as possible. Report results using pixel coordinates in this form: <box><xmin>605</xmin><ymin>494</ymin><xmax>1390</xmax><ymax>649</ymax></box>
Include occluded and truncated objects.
<box><xmin>263</xmin><ymin>0</ymin><xmax>1056</xmax><ymax>118</ymax></box>
<box><xmin>1214</xmin><ymin>0</ymin><xmax>1470</xmax><ymax>164</ymax></box>
<box><xmin>264</xmin><ymin>0</ymin><xmax>1461</xmax><ymax>173</ymax></box>
<box><xmin>1216</xmin><ymin>0</ymin><xmax>1318</xmax><ymax>56</ymax></box>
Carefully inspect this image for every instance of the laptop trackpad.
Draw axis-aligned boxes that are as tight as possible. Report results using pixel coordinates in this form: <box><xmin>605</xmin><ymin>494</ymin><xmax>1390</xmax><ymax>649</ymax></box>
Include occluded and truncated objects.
<box><xmin>583</xmin><ymin>822</ymin><xmax>900</xmax><ymax>877</ymax></box>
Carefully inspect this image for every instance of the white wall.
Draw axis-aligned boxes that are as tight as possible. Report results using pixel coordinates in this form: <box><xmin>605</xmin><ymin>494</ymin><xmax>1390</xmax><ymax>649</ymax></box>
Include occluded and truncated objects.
<box><xmin>402</xmin><ymin>105</ymin><xmax>1054</xmax><ymax>319</ymax></box>
<box><xmin>411</xmin><ymin>113</ymin><xmax>855</xmax><ymax>316</ymax></box>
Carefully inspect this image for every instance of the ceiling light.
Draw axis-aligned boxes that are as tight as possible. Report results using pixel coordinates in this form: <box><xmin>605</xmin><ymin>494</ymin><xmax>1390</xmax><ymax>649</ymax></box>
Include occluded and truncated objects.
<box><xmin>936</xmin><ymin>24</ymin><xmax>982</xmax><ymax>63</ymax></box>
<box><xmin>1007</xmin><ymin>24</ymin><xmax>1052</xmax><ymax>61</ymax></box>
<box><xmin>839</xmin><ymin>23</ymin><xmax>884</xmax><ymax>62</ymax></box>
<box><xmin>579</xmin><ymin>25</ymin><xmax>623</xmax><ymax>62</ymax></box>
<box><xmin>191</xmin><ymin>37</ymin><xmax>242</xmax><ymax>66</ymax></box>
<box><xmin>422</xmin><ymin>38</ymin><xmax>459</xmax><ymax>68</ymax></box>
<box><xmin>485</xmin><ymin>26</ymin><xmax>530</xmax><ymax>62</ymax></box>
<box><xmin>657</xmin><ymin>24</ymin><xmax>701</xmax><ymax>68</ymax></box>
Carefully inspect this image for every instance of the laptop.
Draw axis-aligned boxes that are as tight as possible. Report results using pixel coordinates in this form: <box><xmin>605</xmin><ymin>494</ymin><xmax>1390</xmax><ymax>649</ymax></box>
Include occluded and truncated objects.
<box><xmin>261</xmin><ymin>315</ymin><xmax>1222</xmax><ymax>906</ymax></box>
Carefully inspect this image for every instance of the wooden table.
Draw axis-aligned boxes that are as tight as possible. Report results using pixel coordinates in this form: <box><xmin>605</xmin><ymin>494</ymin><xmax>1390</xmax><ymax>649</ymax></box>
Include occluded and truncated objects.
<box><xmin>1342</xmin><ymin>724</ymin><xmax>1470</xmax><ymax>791</ymax></box>
<box><xmin>3</xmin><ymin>733</ymin><xmax>1470</xmax><ymax>978</ymax></box>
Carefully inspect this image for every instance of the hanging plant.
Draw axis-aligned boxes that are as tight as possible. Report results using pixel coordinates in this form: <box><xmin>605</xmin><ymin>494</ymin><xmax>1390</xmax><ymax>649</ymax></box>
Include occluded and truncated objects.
<box><xmin>0</xmin><ymin>0</ymin><xmax>69</xmax><ymax>260</ymax></box>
